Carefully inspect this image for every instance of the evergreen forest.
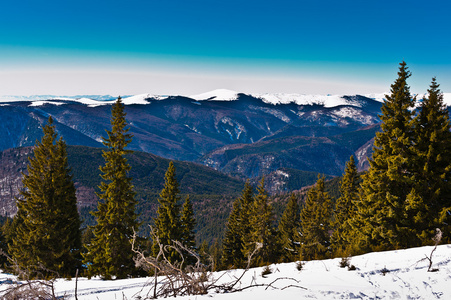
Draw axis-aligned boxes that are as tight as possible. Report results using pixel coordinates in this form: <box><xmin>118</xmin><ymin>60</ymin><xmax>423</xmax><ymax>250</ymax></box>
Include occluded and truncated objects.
<box><xmin>0</xmin><ymin>62</ymin><xmax>450</xmax><ymax>280</ymax></box>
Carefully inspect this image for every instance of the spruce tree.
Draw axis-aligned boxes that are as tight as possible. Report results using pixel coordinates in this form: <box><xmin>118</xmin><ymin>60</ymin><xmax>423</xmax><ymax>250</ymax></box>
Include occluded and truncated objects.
<box><xmin>180</xmin><ymin>195</ymin><xmax>197</xmax><ymax>266</ymax></box>
<box><xmin>221</xmin><ymin>181</ymin><xmax>253</xmax><ymax>269</ymax></box>
<box><xmin>299</xmin><ymin>175</ymin><xmax>333</xmax><ymax>260</ymax></box>
<box><xmin>331</xmin><ymin>155</ymin><xmax>360</xmax><ymax>255</ymax></box>
<box><xmin>198</xmin><ymin>240</ymin><xmax>210</xmax><ymax>268</ymax></box>
<box><xmin>410</xmin><ymin>78</ymin><xmax>451</xmax><ymax>244</ymax></box>
<box><xmin>151</xmin><ymin>161</ymin><xmax>182</xmax><ymax>263</ymax></box>
<box><xmin>245</xmin><ymin>178</ymin><xmax>277</xmax><ymax>266</ymax></box>
<box><xmin>278</xmin><ymin>193</ymin><xmax>301</xmax><ymax>262</ymax></box>
<box><xmin>83</xmin><ymin>97</ymin><xmax>138</xmax><ymax>279</ymax></box>
<box><xmin>9</xmin><ymin>117</ymin><xmax>81</xmax><ymax>278</ymax></box>
<box><xmin>357</xmin><ymin>62</ymin><xmax>417</xmax><ymax>251</ymax></box>
<box><xmin>209</xmin><ymin>239</ymin><xmax>222</xmax><ymax>271</ymax></box>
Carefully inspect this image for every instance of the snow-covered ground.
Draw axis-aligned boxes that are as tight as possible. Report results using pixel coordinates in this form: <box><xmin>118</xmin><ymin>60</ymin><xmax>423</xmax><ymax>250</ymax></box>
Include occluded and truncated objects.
<box><xmin>0</xmin><ymin>244</ymin><xmax>449</xmax><ymax>299</ymax></box>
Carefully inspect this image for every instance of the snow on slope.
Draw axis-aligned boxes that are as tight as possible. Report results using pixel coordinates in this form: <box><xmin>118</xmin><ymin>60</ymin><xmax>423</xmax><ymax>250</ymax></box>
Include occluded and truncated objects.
<box><xmin>2</xmin><ymin>90</ymin><xmax>450</xmax><ymax>108</ymax></box>
<box><xmin>364</xmin><ymin>93</ymin><xmax>387</xmax><ymax>102</ymax></box>
<box><xmin>441</xmin><ymin>93</ymin><xmax>451</xmax><ymax>106</ymax></box>
<box><xmin>253</xmin><ymin>93</ymin><xmax>371</xmax><ymax>108</ymax></box>
<box><xmin>29</xmin><ymin>101</ymin><xmax>66</xmax><ymax>107</ymax></box>
<box><xmin>190</xmin><ymin>89</ymin><xmax>240</xmax><ymax>101</ymax></box>
<box><xmin>1</xmin><ymin>244</ymin><xmax>448</xmax><ymax>299</ymax></box>
<box><xmin>76</xmin><ymin>94</ymin><xmax>164</xmax><ymax>107</ymax></box>
<box><xmin>0</xmin><ymin>94</ymin><xmax>164</xmax><ymax>107</ymax></box>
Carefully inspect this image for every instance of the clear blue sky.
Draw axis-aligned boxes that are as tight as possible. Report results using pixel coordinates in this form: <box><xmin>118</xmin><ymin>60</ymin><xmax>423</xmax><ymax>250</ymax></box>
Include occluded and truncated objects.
<box><xmin>1</xmin><ymin>0</ymin><xmax>450</xmax><ymax>95</ymax></box>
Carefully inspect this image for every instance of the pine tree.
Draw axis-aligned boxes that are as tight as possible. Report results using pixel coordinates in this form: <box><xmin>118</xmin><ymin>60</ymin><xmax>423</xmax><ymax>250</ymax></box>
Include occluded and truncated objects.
<box><xmin>357</xmin><ymin>62</ymin><xmax>417</xmax><ymax>251</ymax></box>
<box><xmin>331</xmin><ymin>155</ymin><xmax>360</xmax><ymax>255</ymax></box>
<box><xmin>278</xmin><ymin>193</ymin><xmax>301</xmax><ymax>262</ymax></box>
<box><xmin>299</xmin><ymin>175</ymin><xmax>333</xmax><ymax>260</ymax></box>
<box><xmin>198</xmin><ymin>240</ymin><xmax>210</xmax><ymax>268</ymax></box>
<box><xmin>245</xmin><ymin>178</ymin><xmax>277</xmax><ymax>266</ymax></box>
<box><xmin>0</xmin><ymin>218</ymin><xmax>13</xmax><ymax>268</ymax></box>
<box><xmin>221</xmin><ymin>181</ymin><xmax>253</xmax><ymax>269</ymax></box>
<box><xmin>151</xmin><ymin>161</ymin><xmax>182</xmax><ymax>263</ymax></box>
<box><xmin>209</xmin><ymin>239</ymin><xmax>222</xmax><ymax>271</ymax></box>
<box><xmin>410</xmin><ymin>78</ymin><xmax>451</xmax><ymax>244</ymax></box>
<box><xmin>180</xmin><ymin>195</ymin><xmax>197</xmax><ymax>266</ymax></box>
<box><xmin>9</xmin><ymin>117</ymin><xmax>81</xmax><ymax>278</ymax></box>
<box><xmin>83</xmin><ymin>97</ymin><xmax>138</xmax><ymax>279</ymax></box>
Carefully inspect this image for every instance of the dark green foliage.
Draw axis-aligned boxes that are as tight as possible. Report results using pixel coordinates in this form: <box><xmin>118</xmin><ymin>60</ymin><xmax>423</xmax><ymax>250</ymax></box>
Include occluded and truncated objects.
<box><xmin>331</xmin><ymin>156</ymin><xmax>360</xmax><ymax>255</ymax></box>
<box><xmin>278</xmin><ymin>193</ymin><xmax>301</xmax><ymax>262</ymax></box>
<box><xmin>245</xmin><ymin>179</ymin><xmax>278</xmax><ymax>267</ymax></box>
<box><xmin>299</xmin><ymin>176</ymin><xmax>333</xmax><ymax>260</ymax></box>
<box><xmin>357</xmin><ymin>62</ymin><xmax>417</xmax><ymax>251</ymax></box>
<box><xmin>180</xmin><ymin>195</ymin><xmax>197</xmax><ymax>266</ymax></box>
<box><xmin>355</xmin><ymin>63</ymin><xmax>451</xmax><ymax>251</ymax></box>
<box><xmin>410</xmin><ymin>78</ymin><xmax>451</xmax><ymax>244</ymax></box>
<box><xmin>151</xmin><ymin>161</ymin><xmax>182</xmax><ymax>263</ymax></box>
<box><xmin>221</xmin><ymin>181</ymin><xmax>254</xmax><ymax>269</ymax></box>
<box><xmin>261</xmin><ymin>265</ymin><xmax>272</xmax><ymax>277</ymax></box>
<box><xmin>83</xmin><ymin>97</ymin><xmax>139</xmax><ymax>279</ymax></box>
<box><xmin>198</xmin><ymin>240</ymin><xmax>210</xmax><ymax>268</ymax></box>
<box><xmin>209</xmin><ymin>239</ymin><xmax>223</xmax><ymax>271</ymax></box>
<box><xmin>9</xmin><ymin>117</ymin><xmax>81</xmax><ymax>278</ymax></box>
<box><xmin>0</xmin><ymin>218</ymin><xmax>13</xmax><ymax>268</ymax></box>
<box><xmin>62</xmin><ymin>145</ymin><xmax>243</xmax><ymax>244</ymax></box>
<box><xmin>180</xmin><ymin>195</ymin><xmax>196</xmax><ymax>250</ymax></box>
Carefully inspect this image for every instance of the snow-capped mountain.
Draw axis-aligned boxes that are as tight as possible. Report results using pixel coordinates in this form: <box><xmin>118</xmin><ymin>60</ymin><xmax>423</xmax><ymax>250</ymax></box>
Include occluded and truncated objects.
<box><xmin>0</xmin><ymin>89</ymin><xmax>387</xmax><ymax>108</ymax></box>
<box><xmin>2</xmin><ymin>89</ymin><xmax>450</xmax><ymax>197</ymax></box>
<box><xmin>0</xmin><ymin>91</ymin><xmax>386</xmax><ymax>190</ymax></box>
<box><xmin>2</xmin><ymin>89</ymin><xmax>450</xmax><ymax>108</ymax></box>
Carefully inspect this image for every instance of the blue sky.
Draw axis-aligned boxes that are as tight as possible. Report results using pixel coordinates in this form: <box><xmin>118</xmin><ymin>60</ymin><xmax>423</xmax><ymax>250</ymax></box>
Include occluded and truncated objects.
<box><xmin>1</xmin><ymin>0</ymin><xmax>450</xmax><ymax>95</ymax></box>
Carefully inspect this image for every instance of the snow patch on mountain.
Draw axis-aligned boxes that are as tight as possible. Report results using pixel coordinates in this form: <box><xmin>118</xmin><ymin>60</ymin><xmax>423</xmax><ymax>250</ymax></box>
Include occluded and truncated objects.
<box><xmin>122</xmin><ymin>94</ymin><xmax>166</xmax><ymax>104</ymax></box>
<box><xmin>29</xmin><ymin>101</ymin><xmax>66</xmax><ymax>107</ymax></box>
<box><xmin>189</xmin><ymin>89</ymin><xmax>239</xmax><ymax>101</ymax></box>
<box><xmin>364</xmin><ymin>93</ymin><xmax>387</xmax><ymax>102</ymax></box>
<box><xmin>8</xmin><ymin>90</ymin><xmax>449</xmax><ymax>108</ymax></box>
<box><xmin>442</xmin><ymin>93</ymin><xmax>451</xmax><ymax>106</ymax></box>
<box><xmin>332</xmin><ymin>107</ymin><xmax>377</xmax><ymax>125</ymax></box>
<box><xmin>252</xmin><ymin>93</ymin><xmax>381</xmax><ymax>108</ymax></box>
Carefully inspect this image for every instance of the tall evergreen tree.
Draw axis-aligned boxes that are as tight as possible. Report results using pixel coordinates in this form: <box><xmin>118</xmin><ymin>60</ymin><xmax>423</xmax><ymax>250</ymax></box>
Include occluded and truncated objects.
<box><xmin>180</xmin><ymin>195</ymin><xmax>197</xmax><ymax>266</ymax></box>
<box><xmin>410</xmin><ymin>78</ymin><xmax>451</xmax><ymax>244</ymax></box>
<box><xmin>245</xmin><ymin>178</ymin><xmax>277</xmax><ymax>266</ymax></box>
<box><xmin>357</xmin><ymin>62</ymin><xmax>417</xmax><ymax>251</ymax></box>
<box><xmin>151</xmin><ymin>161</ymin><xmax>182</xmax><ymax>263</ymax></box>
<box><xmin>331</xmin><ymin>155</ymin><xmax>360</xmax><ymax>255</ymax></box>
<box><xmin>299</xmin><ymin>175</ymin><xmax>333</xmax><ymax>260</ymax></box>
<box><xmin>221</xmin><ymin>181</ymin><xmax>253</xmax><ymax>269</ymax></box>
<box><xmin>180</xmin><ymin>195</ymin><xmax>196</xmax><ymax>249</ymax></box>
<box><xmin>278</xmin><ymin>193</ymin><xmax>301</xmax><ymax>262</ymax></box>
<box><xmin>83</xmin><ymin>97</ymin><xmax>138</xmax><ymax>279</ymax></box>
<box><xmin>9</xmin><ymin>117</ymin><xmax>81</xmax><ymax>278</ymax></box>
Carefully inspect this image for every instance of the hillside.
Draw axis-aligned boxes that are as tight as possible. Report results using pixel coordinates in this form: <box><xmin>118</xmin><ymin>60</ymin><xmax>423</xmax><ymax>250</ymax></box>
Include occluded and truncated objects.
<box><xmin>0</xmin><ymin>145</ymin><xmax>244</xmax><ymax>243</ymax></box>
<box><xmin>0</xmin><ymin>93</ymin><xmax>382</xmax><ymax>162</ymax></box>
<box><xmin>0</xmin><ymin>144</ymin><xmax>349</xmax><ymax>243</ymax></box>
<box><xmin>199</xmin><ymin>125</ymin><xmax>380</xmax><ymax>180</ymax></box>
<box><xmin>0</xmin><ymin>93</ymin><xmax>386</xmax><ymax>194</ymax></box>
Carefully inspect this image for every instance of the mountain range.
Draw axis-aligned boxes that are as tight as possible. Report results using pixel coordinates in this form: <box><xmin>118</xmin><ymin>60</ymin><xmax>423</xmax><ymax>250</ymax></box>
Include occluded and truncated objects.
<box><xmin>0</xmin><ymin>90</ymin><xmax>388</xmax><ymax>181</ymax></box>
<box><xmin>3</xmin><ymin>89</ymin><xmax>450</xmax><ymax>241</ymax></box>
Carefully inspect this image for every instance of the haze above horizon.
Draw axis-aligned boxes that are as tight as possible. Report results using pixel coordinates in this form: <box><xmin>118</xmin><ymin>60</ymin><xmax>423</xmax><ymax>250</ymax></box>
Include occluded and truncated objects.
<box><xmin>1</xmin><ymin>0</ymin><xmax>450</xmax><ymax>96</ymax></box>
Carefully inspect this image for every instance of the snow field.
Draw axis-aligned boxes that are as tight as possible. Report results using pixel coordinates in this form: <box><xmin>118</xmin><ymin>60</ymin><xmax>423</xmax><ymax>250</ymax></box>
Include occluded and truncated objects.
<box><xmin>0</xmin><ymin>244</ymin><xmax>449</xmax><ymax>299</ymax></box>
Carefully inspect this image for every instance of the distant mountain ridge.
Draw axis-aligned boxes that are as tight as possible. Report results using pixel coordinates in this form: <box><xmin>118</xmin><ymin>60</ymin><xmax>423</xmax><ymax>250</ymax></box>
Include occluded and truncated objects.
<box><xmin>1</xmin><ymin>89</ymin><xmax>389</xmax><ymax>106</ymax></box>
<box><xmin>0</xmin><ymin>91</ymin><xmax>387</xmax><ymax>191</ymax></box>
